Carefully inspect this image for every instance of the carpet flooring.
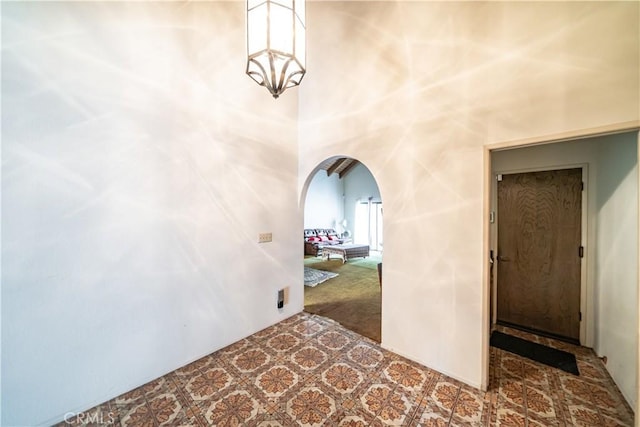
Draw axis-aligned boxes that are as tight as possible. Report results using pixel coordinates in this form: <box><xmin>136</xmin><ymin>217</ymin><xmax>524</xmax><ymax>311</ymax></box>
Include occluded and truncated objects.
<box><xmin>303</xmin><ymin>257</ymin><xmax>381</xmax><ymax>343</ymax></box>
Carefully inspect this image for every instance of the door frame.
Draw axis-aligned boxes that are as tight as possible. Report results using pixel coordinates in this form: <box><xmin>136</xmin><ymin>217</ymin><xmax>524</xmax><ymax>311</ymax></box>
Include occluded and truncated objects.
<box><xmin>480</xmin><ymin>121</ymin><xmax>638</xmax><ymax>392</ymax></box>
<box><xmin>490</xmin><ymin>163</ymin><xmax>590</xmax><ymax>346</ymax></box>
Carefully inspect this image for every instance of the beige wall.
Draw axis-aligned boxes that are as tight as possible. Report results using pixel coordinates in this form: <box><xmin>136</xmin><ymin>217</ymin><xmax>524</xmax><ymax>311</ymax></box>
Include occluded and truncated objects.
<box><xmin>2</xmin><ymin>2</ymin><xmax>302</xmax><ymax>425</ymax></box>
<box><xmin>299</xmin><ymin>1</ymin><xmax>639</xmax><ymax>389</ymax></box>
<box><xmin>2</xmin><ymin>1</ymin><xmax>639</xmax><ymax>424</ymax></box>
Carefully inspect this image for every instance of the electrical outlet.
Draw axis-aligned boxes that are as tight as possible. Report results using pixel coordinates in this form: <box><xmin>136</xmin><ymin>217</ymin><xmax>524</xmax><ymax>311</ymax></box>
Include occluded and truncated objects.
<box><xmin>277</xmin><ymin>289</ymin><xmax>284</xmax><ymax>309</ymax></box>
<box><xmin>258</xmin><ymin>232</ymin><xmax>272</xmax><ymax>243</ymax></box>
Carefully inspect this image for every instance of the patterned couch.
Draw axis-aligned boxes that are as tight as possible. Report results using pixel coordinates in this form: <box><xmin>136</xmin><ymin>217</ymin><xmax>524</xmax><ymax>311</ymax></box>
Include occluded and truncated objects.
<box><xmin>304</xmin><ymin>228</ymin><xmax>344</xmax><ymax>256</ymax></box>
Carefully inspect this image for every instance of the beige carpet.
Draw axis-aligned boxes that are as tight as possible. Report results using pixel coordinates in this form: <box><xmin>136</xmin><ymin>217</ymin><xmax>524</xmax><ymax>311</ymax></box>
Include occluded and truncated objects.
<box><xmin>303</xmin><ymin>257</ymin><xmax>381</xmax><ymax>342</ymax></box>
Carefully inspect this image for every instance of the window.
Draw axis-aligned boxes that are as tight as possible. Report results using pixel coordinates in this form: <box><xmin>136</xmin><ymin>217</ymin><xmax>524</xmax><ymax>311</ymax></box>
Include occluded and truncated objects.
<box><xmin>354</xmin><ymin>200</ymin><xmax>383</xmax><ymax>251</ymax></box>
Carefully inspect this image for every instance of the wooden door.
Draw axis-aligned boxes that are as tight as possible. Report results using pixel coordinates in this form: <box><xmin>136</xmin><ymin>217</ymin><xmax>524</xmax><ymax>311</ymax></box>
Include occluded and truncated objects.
<box><xmin>497</xmin><ymin>168</ymin><xmax>582</xmax><ymax>341</ymax></box>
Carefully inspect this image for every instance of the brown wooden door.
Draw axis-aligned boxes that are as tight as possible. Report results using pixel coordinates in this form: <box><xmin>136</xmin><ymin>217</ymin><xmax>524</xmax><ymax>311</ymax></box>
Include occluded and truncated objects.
<box><xmin>497</xmin><ymin>168</ymin><xmax>582</xmax><ymax>341</ymax></box>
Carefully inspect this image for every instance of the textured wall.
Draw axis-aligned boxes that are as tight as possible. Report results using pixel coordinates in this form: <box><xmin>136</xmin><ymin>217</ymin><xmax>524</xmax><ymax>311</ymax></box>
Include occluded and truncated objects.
<box><xmin>304</xmin><ymin>171</ymin><xmax>344</xmax><ymax>229</ymax></box>
<box><xmin>299</xmin><ymin>1</ymin><xmax>639</xmax><ymax>388</ymax></box>
<box><xmin>2</xmin><ymin>1</ymin><xmax>639</xmax><ymax>424</ymax></box>
<box><xmin>594</xmin><ymin>136</ymin><xmax>638</xmax><ymax>408</ymax></box>
<box><xmin>2</xmin><ymin>2</ymin><xmax>301</xmax><ymax>425</ymax></box>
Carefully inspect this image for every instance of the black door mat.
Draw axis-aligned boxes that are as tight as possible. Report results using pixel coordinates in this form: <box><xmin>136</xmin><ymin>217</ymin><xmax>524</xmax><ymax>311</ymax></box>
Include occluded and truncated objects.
<box><xmin>490</xmin><ymin>331</ymin><xmax>580</xmax><ymax>375</ymax></box>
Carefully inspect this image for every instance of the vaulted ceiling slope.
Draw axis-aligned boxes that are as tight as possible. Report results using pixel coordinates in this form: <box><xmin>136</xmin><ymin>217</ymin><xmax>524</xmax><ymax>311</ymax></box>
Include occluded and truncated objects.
<box><xmin>318</xmin><ymin>157</ymin><xmax>359</xmax><ymax>179</ymax></box>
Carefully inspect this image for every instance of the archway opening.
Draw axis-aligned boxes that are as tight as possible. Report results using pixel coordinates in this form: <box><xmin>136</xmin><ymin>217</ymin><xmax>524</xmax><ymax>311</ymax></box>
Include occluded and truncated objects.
<box><xmin>301</xmin><ymin>157</ymin><xmax>383</xmax><ymax>342</ymax></box>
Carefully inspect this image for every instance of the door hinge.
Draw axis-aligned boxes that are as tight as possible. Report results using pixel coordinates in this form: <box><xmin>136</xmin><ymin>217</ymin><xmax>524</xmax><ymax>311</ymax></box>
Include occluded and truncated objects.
<box><xmin>581</xmin><ymin>181</ymin><xmax>584</xmax><ymax>191</ymax></box>
<box><xmin>579</xmin><ymin>311</ymin><xmax>582</xmax><ymax>321</ymax></box>
<box><xmin>578</xmin><ymin>246</ymin><xmax>584</xmax><ymax>258</ymax></box>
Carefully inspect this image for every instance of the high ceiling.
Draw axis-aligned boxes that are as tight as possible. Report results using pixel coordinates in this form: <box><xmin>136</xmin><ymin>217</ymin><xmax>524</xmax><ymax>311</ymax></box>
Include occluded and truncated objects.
<box><xmin>317</xmin><ymin>157</ymin><xmax>359</xmax><ymax>179</ymax></box>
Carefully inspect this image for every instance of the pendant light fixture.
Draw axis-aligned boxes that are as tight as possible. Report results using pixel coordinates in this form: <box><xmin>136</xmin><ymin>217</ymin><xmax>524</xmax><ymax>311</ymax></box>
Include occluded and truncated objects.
<box><xmin>246</xmin><ymin>0</ymin><xmax>306</xmax><ymax>99</ymax></box>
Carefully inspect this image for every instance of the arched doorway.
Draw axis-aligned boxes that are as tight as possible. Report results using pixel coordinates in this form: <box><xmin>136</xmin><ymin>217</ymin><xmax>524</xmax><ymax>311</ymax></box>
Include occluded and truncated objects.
<box><xmin>301</xmin><ymin>157</ymin><xmax>383</xmax><ymax>342</ymax></box>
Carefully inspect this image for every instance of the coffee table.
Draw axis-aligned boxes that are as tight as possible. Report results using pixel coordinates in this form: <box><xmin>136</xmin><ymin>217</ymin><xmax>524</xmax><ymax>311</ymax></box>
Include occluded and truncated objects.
<box><xmin>322</xmin><ymin>244</ymin><xmax>370</xmax><ymax>263</ymax></box>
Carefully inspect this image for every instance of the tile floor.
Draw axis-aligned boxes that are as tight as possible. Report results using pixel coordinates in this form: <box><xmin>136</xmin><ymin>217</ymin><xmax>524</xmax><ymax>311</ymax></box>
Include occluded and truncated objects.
<box><xmin>59</xmin><ymin>313</ymin><xmax>634</xmax><ymax>426</ymax></box>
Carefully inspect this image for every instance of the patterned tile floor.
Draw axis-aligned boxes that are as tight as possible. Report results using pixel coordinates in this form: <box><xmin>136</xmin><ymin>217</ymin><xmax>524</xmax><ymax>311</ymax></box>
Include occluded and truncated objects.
<box><xmin>59</xmin><ymin>313</ymin><xmax>634</xmax><ymax>426</ymax></box>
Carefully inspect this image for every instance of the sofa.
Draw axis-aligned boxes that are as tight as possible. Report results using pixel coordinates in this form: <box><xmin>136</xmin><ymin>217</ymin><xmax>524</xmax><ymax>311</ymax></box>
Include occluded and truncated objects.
<box><xmin>304</xmin><ymin>228</ymin><xmax>344</xmax><ymax>256</ymax></box>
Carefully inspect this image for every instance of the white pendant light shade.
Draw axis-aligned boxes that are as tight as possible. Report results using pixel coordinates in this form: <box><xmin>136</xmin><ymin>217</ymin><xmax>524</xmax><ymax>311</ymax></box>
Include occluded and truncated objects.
<box><xmin>246</xmin><ymin>0</ymin><xmax>306</xmax><ymax>98</ymax></box>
